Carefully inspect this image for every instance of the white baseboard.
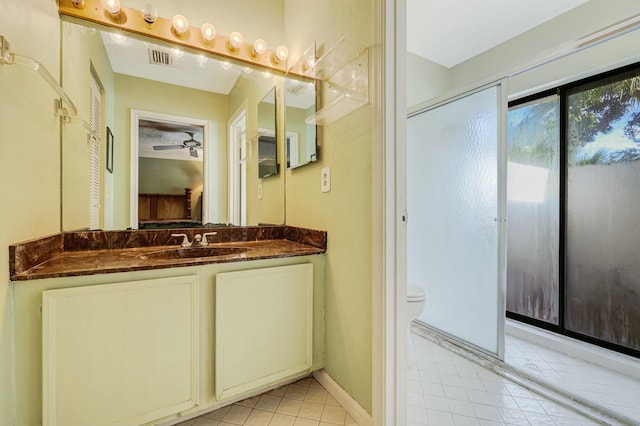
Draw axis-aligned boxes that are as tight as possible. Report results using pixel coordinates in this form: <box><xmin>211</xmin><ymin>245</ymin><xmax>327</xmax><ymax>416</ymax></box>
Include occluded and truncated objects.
<box><xmin>506</xmin><ymin>319</ymin><xmax>640</xmax><ymax>380</ymax></box>
<box><xmin>313</xmin><ymin>370</ymin><xmax>372</xmax><ymax>426</ymax></box>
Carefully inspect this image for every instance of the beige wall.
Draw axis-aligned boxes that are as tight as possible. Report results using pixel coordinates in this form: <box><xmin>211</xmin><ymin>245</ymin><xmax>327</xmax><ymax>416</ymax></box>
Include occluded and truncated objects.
<box><xmin>284</xmin><ymin>0</ymin><xmax>374</xmax><ymax>413</ymax></box>
<box><xmin>113</xmin><ymin>74</ymin><xmax>228</xmax><ymax>227</ymax></box>
<box><xmin>0</xmin><ymin>0</ymin><xmax>62</xmax><ymax>423</ymax></box>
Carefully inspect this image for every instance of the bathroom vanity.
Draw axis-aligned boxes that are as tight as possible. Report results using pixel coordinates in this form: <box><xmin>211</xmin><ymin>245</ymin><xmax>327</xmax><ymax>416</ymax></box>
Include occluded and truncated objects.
<box><xmin>10</xmin><ymin>226</ymin><xmax>326</xmax><ymax>426</ymax></box>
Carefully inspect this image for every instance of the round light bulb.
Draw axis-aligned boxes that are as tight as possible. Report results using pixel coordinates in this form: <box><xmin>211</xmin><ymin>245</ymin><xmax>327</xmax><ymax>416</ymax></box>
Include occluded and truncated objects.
<box><xmin>141</xmin><ymin>3</ymin><xmax>158</xmax><ymax>24</ymax></box>
<box><xmin>71</xmin><ymin>0</ymin><xmax>85</xmax><ymax>9</ymax></box>
<box><xmin>274</xmin><ymin>45</ymin><xmax>288</xmax><ymax>64</ymax></box>
<box><xmin>172</xmin><ymin>14</ymin><xmax>189</xmax><ymax>36</ymax></box>
<box><xmin>253</xmin><ymin>39</ymin><xmax>267</xmax><ymax>56</ymax></box>
<box><xmin>200</xmin><ymin>23</ymin><xmax>216</xmax><ymax>42</ymax></box>
<box><xmin>100</xmin><ymin>0</ymin><xmax>121</xmax><ymax>15</ymax></box>
<box><xmin>229</xmin><ymin>32</ymin><xmax>244</xmax><ymax>50</ymax></box>
<box><xmin>220</xmin><ymin>61</ymin><xmax>233</xmax><ymax>70</ymax></box>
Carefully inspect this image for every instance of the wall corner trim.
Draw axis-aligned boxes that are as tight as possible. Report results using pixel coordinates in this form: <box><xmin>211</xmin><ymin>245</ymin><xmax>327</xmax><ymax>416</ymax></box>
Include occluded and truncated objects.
<box><xmin>313</xmin><ymin>369</ymin><xmax>372</xmax><ymax>426</ymax></box>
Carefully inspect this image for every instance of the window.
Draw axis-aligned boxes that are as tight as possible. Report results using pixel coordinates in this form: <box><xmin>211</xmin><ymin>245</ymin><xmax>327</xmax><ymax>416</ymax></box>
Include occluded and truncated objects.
<box><xmin>507</xmin><ymin>94</ymin><xmax>560</xmax><ymax>325</ymax></box>
<box><xmin>507</xmin><ymin>64</ymin><xmax>640</xmax><ymax>357</ymax></box>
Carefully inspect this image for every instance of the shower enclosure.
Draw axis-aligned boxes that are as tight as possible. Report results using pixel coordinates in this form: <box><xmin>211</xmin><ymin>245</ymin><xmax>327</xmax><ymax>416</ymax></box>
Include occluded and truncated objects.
<box><xmin>407</xmin><ymin>82</ymin><xmax>507</xmax><ymax>358</ymax></box>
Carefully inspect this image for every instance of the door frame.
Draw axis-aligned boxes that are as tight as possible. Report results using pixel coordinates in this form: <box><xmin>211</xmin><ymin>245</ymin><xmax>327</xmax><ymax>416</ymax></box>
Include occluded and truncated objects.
<box><xmin>228</xmin><ymin>103</ymin><xmax>247</xmax><ymax>226</ymax></box>
<box><xmin>372</xmin><ymin>0</ymin><xmax>407</xmax><ymax>424</ymax></box>
<box><xmin>129</xmin><ymin>109</ymin><xmax>210</xmax><ymax>229</ymax></box>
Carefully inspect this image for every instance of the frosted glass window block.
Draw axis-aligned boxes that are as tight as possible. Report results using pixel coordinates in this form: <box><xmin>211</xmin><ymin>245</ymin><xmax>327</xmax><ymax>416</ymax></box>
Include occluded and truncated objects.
<box><xmin>506</xmin><ymin>95</ymin><xmax>560</xmax><ymax>325</ymax></box>
<box><xmin>408</xmin><ymin>86</ymin><xmax>502</xmax><ymax>356</ymax></box>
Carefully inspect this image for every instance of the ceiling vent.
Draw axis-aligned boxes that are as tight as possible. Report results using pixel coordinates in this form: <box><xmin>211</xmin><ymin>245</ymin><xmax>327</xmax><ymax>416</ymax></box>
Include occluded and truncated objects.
<box><xmin>148</xmin><ymin>48</ymin><xmax>172</xmax><ymax>66</ymax></box>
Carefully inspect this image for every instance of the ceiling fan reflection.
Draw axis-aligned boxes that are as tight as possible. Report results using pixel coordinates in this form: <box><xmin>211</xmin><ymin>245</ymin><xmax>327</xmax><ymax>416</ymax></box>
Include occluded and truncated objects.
<box><xmin>153</xmin><ymin>131</ymin><xmax>202</xmax><ymax>158</ymax></box>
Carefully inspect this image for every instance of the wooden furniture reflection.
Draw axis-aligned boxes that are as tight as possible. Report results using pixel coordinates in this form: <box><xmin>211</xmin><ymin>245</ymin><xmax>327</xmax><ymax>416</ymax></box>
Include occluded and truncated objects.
<box><xmin>138</xmin><ymin>188</ymin><xmax>192</xmax><ymax>222</ymax></box>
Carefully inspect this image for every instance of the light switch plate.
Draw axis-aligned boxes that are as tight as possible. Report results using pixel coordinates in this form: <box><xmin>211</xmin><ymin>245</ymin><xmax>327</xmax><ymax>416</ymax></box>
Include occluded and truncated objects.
<box><xmin>321</xmin><ymin>166</ymin><xmax>331</xmax><ymax>193</ymax></box>
<box><xmin>258</xmin><ymin>183</ymin><xmax>263</xmax><ymax>200</ymax></box>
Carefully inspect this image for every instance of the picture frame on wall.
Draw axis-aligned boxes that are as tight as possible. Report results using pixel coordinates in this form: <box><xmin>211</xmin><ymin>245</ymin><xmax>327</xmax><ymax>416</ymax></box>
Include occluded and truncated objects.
<box><xmin>106</xmin><ymin>126</ymin><xmax>114</xmax><ymax>173</ymax></box>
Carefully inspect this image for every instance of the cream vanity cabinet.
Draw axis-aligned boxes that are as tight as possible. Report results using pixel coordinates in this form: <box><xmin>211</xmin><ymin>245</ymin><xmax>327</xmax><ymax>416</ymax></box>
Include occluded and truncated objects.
<box><xmin>42</xmin><ymin>275</ymin><xmax>200</xmax><ymax>426</ymax></box>
<box><xmin>13</xmin><ymin>256</ymin><xmax>324</xmax><ymax>426</ymax></box>
<box><xmin>215</xmin><ymin>264</ymin><xmax>313</xmax><ymax>400</ymax></box>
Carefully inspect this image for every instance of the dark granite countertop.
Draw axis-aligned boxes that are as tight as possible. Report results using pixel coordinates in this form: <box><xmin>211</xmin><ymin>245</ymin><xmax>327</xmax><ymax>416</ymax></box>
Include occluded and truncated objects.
<box><xmin>10</xmin><ymin>226</ymin><xmax>326</xmax><ymax>281</ymax></box>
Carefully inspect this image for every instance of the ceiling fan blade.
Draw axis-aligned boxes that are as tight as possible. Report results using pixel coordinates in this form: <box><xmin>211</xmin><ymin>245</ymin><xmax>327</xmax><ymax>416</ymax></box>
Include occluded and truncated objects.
<box><xmin>190</xmin><ymin>147</ymin><xmax>199</xmax><ymax>158</ymax></box>
<box><xmin>153</xmin><ymin>145</ymin><xmax>185</xmax><ymax>150</ymax></box>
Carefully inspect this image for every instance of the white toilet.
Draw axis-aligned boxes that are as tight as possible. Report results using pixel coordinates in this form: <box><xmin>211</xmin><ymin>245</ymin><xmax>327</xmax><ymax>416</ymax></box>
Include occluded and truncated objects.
<box><xmin>407</xmin><ymin>283</ymin><xmax>426</xmax><ymax>367</ymax></box>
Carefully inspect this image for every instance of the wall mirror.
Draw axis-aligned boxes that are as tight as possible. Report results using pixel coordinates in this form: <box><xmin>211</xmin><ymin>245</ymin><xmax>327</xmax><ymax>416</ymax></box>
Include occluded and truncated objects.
<box><xmin>61</xmin><ymin>19</ymin><xmax>285</xmax><ymax>230</ymax></box>
<box><xmin>284</xmin><ymin>76</ymin><xmax>317</xmax><ymax>169</ymax></box>
<box><xmin>284</xmin><ymin>41</ymin><xmax>317</xmax><ymax>170</ymax></box>
<box><xmin>258</xmin><ymin>86</ymin><xmax>278</xmax><ymax>178</ymax></box>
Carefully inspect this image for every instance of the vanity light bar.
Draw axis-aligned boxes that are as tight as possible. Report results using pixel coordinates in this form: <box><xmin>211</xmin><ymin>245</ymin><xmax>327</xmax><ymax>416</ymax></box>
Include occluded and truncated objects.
<box><xmin>57</xmin><ymin>0</ymin><xmax>299</xmax><ymax>75</ymax></box>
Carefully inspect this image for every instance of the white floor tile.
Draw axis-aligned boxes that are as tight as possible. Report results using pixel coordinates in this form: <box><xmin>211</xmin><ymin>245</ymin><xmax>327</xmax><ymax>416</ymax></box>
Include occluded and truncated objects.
<box><xmin>452</xmin><ymin>414</ymin><xmax>481</xmax><ymax>426</ymax></box>
<box><xmin>471</xmin><ymin>404</ymin><xmax>501</xmax><ymax>422</ymax></box>
<box><xmin>447</xmin><ymin>399</ymin><xmax>475</xmax><ymax>417</ymax></box>
<box><xmin>188</xmin><ymin>377</ymin><xmax>359</xmax><ymax>426</ymax></box>
<box><xmin>407</xmin><ymin>405</ymin><xmax>428</xmax><ymax>424</ymax></box>
<box><xmin>407</xmin><ymin>330</ymin><xmax>601</xmax><ymax>426</ymax></box>
<box><xmin>505</xmin><ymin>334</ymin><xmax>640</xmax><ymax>423</ymax></box>
<box><xmin>423</xmin><ymin>394</ymin><xmax>449</xmax><ymax>412</ymax></box>
<box><xmin>443</xmin><ymin>385</ymin><xmax>469</xmax><ymax>401</ymax></box>
<box><xmin>426</xmin><ymin>409</ymin><xmax>455</xmax><ymax>426</ymax></box>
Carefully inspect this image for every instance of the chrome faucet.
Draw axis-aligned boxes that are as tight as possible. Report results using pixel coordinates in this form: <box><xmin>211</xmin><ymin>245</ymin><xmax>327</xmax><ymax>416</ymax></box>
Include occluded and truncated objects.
<box><xmin>171</xmin><ymin>233</ymin><xmax>202</xmax><ymax>247</ymax></box>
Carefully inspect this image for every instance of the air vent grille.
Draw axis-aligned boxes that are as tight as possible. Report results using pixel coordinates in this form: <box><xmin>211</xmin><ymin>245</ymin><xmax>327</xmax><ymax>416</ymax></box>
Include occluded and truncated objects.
<box><xmin>148</xmin><ymin>48</ymin><xmax>171</xmax><ymax>66</ymax></box>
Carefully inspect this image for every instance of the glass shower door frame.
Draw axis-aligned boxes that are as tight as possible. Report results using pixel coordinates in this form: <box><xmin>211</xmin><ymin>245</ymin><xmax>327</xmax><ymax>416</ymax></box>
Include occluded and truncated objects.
<box><xmin>408</xmin><ymin>79</ymin><xmax>508</xmax><ymax>360</ymax></box>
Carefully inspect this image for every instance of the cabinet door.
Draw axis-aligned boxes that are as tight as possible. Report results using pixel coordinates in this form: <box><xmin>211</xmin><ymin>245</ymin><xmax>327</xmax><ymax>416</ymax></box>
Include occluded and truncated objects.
<box><xmin>215</xmin><ymin>264</ymin><xmax>313</xmax><ymax>400</ymax></box>
<box><xmin>42</xmin><ymin>276</ymin><xmax>199</xmax><ymax>426</ymax></box>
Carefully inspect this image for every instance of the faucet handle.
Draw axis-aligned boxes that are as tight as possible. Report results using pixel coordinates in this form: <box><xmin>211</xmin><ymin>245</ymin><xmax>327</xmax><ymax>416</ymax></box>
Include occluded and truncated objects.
<box><xmin>201</xmin><ymin>232</ymin><xmax>218</xmax><ymax>246</ymax></box>
<box><xmin>171</xmin><ymin>233</ymin><xmax>190</xmax><ymax>247</ymax></box>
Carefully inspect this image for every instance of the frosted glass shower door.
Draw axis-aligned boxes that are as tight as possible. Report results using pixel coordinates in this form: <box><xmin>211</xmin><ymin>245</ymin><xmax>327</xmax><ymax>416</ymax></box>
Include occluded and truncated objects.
<box><xmin>407</xmin><ymin>84</ymin><xmax>506</xmax><ymax>358</ymax></box>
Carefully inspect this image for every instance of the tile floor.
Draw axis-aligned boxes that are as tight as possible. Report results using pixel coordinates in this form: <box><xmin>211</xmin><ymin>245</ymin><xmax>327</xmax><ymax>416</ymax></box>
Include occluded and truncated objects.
<box><xmin>506</xmin><ymin>333</ymin><xmax>640</xmax><ymax>423</ymax></box>
<box><xmin>173</xmin><ymin>328</ymin><xmax>639</xmax><ymax>426</ymax></box>
<box><xmin>408</xmin><ymin>330</ymin><xmax>602</xmax><ymax>425</ymax></box>
<box><xmin>175</xmin><ymin>376</ymin><xmax>358</xmax><ymax>426</ymax></box>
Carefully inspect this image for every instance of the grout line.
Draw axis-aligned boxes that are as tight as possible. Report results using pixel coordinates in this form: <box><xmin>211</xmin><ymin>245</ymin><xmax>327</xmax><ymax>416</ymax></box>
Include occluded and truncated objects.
<box><xmin>411</xmin><ymin>322</ymin><xmax>634</xmax><ymax>426</ymax></box>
